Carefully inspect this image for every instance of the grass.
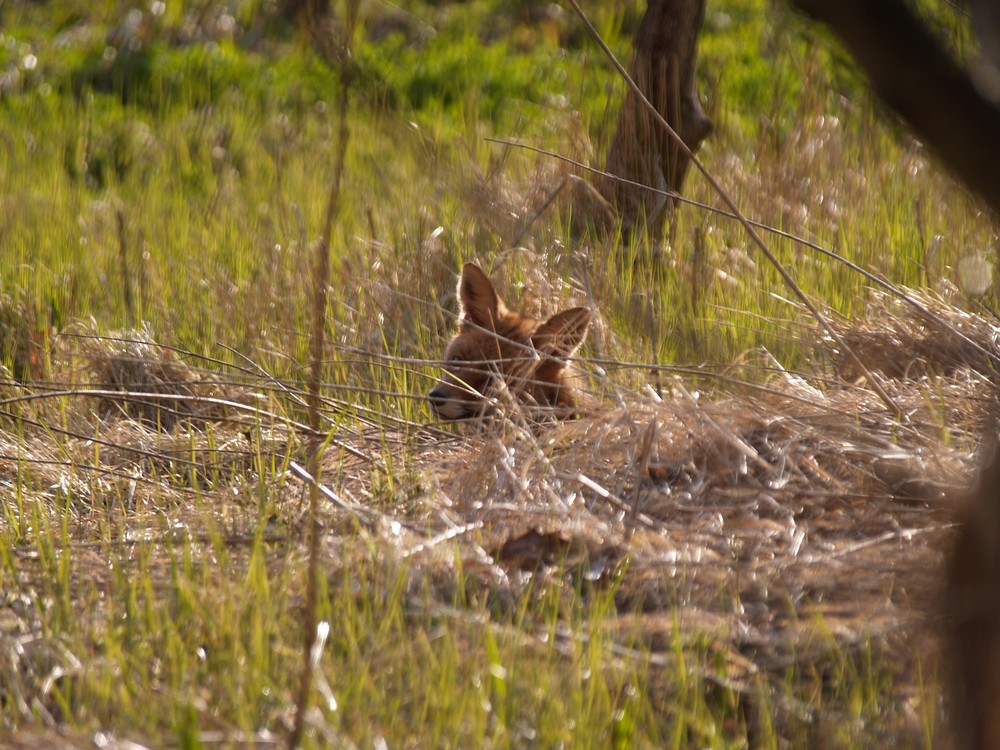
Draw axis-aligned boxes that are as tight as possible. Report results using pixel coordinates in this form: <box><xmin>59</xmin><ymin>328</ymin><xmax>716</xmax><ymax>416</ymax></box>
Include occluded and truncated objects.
<box><xmin>0</xmin><ymin>0</ymin><xmax>994</xmax><ymax>747</ymax></box>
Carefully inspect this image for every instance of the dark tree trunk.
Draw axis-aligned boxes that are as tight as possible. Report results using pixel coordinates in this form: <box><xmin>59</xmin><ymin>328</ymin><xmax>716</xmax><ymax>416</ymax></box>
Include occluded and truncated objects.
<box><xmin>601</xmin><ymin>0</ymin><xmax>713</xmax><ymax>237</ymax></box>
<box><xmin>946</xmin><ymin>440</ymin><xmax>1000</xmax><ymax>750</ymax></box>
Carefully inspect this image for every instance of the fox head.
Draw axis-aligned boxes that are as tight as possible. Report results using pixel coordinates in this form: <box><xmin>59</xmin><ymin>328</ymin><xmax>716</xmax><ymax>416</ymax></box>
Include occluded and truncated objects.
<box><xmin>429</xmin><ymin>263</ymin><xmax>591</xmax><ymax>420</ymax></box>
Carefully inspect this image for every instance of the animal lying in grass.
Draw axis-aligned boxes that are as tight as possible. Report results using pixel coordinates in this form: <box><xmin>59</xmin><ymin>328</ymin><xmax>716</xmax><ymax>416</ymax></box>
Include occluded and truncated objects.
<box><xmin>429</xmin><ymin>263</ymin><xmax>591</xmax><ymax>420</ymax></box>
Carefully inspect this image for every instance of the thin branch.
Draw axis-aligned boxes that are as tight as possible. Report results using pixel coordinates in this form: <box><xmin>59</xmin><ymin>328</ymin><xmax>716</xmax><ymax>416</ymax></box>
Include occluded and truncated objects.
<box><xmin>290</xmin><ymin>1</ymin><xmax>358</xmax><ymax>746</ymax></box>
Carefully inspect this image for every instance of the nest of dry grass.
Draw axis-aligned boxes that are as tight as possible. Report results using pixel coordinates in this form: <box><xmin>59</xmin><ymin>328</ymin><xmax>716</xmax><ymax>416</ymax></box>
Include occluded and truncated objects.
<box><xmin>401</xmin><ymin>372</ymin><xmax>974</xmax><ymax>640</ymax></box>
<box><xmin>75</xmin><ymin>326</ymin><xmax>248</xmax><ymax>430</ymax></box>
<box><xmin>827</xmin><ymin>286</ymin><xmax>1000</xmax><ymax>382</ymax></box>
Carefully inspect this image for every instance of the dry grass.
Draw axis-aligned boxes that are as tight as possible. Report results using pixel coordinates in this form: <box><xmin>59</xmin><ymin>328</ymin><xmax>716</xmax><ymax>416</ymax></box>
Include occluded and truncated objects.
<box><xmin>0</xmin><ymin>274</ymin><xmax>994</xmax><ymax>746</ymax></box>
<box><xmin>828</xmin><ymin>285</ymin><xmax>1000</xmax><ymax>382</ymax></box>
<box><xmin>75</xmin><ymin>326</ymin><xmax>251</xmax><ymax>430</ymax></box>
<box><xmin>342</xmin><ymin>284</ymin><xmax>989</xmax><ymax>740</ymax></box>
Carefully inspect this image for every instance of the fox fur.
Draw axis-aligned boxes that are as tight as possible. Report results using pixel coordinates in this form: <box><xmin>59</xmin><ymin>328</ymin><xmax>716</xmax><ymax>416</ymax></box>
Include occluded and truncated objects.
<box><xmin>429</xmin><ymin>263</ymin><xmax>591</xmax><ymax>420</ymax></box>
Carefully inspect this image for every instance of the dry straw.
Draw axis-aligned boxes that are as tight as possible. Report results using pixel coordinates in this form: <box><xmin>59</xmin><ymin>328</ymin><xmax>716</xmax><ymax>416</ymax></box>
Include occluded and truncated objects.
<box><xmin>384</xmin><ymin>283</ymin><xmax>993</xmax><ymax>733</ymax></box>
<box><xmin>0</xmin><ymin>267</ymin><xmax>993</xmax><ymax>743</ymax></box>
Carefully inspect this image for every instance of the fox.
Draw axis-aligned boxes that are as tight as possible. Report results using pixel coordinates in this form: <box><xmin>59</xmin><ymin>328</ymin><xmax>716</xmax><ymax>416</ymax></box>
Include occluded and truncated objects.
<box><xmin>429</xmin><ymin>263</ymin><xmax>591</xmax><ymax>420</ymax></box>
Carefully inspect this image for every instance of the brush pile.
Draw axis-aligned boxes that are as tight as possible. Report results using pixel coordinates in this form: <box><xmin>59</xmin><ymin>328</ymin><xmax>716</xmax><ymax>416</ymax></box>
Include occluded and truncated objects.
<box><xmin>76</xmin><ymin>325</ymin><xmax>247</xmax><ymax>429</ymax></box>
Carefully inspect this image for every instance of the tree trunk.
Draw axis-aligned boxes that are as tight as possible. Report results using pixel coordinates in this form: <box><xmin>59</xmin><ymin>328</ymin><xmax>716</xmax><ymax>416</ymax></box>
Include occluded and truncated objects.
<box><xmin>945</xmin><ymin>439</ymin><xmax>1000</xmax><ymax>750</ymax></box>
<box><xmin>601</xmin><ymin>0</ymin><xmax>713</xmax><ymax>237</ymax></box>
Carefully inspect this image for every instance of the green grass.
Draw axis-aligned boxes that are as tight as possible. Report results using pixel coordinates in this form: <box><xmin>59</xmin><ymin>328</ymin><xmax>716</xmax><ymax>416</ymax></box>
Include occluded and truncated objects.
<box><xmin>0</xmin><ymin>0</ymin><xmax>987</xmax><ymax>746</ymax></box>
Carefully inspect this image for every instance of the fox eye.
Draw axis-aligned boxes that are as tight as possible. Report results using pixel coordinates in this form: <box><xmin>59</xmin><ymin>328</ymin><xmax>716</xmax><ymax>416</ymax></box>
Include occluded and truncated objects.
<box><xmin>448</xmin><ymin>354</ymin><xmax>463</xmax><ymax>363</ymax></box>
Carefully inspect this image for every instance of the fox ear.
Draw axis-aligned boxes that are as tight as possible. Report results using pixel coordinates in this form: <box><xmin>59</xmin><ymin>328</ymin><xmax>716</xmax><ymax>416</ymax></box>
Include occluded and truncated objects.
<box><xmin>458</xmin><ymin>263</ymin><xmax>506</xmax><ymax>329</ymax></box>
<box><xmin>532</xmin><ymin>307</ymin><xmax>591</xmax><ymax>358</ymax></box>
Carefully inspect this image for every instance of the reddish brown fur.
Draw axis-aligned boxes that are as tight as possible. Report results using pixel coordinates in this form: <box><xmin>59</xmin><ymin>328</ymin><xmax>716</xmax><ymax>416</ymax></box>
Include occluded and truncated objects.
<box><xmin>429</xmin><ymin>263</ymin><xmax>591</xmax><ymax>420</ymax></box>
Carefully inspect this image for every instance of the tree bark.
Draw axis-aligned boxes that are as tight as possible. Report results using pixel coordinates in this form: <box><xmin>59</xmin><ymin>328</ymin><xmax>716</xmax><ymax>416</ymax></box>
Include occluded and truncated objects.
<box><xmin>945</xmin><ymin>438</ymin><xmax>1000</xmax><ymax>750</ymax></box>
<box><xmin>601</xmin><ymin>0</ymin><xmax>713</xmax><ymax>237</ymax></box>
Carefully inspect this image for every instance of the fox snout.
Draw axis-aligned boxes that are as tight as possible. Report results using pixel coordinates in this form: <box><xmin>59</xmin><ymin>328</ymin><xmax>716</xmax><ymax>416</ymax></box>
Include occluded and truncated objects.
<box><xmin>428</xmin><ymin>370</ymin><xmax>491</xmax><ymax>420</ymax></box>
<box><xmin>428</xmin><ymin>384</ymin><xmax>449</xmax><ymax>405</ymax></box>
<box><xmin>427</xmin><ymin>383</ymin><xmax>474</xmax><ymax>420</ymax></box>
